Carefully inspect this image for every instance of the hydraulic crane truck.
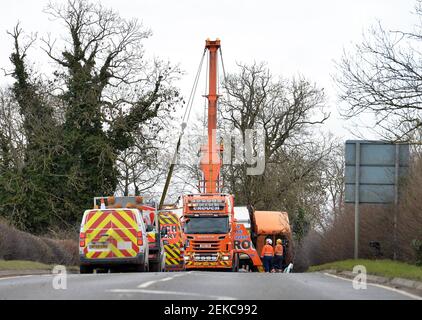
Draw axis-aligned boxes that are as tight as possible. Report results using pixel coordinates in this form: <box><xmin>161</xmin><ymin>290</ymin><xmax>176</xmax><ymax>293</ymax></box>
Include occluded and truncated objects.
<box><xmin>180</xmin><ymin>40</ymin><xmax>264</xmax><ymax>272</ymax></box>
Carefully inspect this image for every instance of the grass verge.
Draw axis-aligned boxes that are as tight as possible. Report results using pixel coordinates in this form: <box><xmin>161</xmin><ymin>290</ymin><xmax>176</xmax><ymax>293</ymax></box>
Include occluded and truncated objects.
<box><xmin>308</xmin><ymin>259</ymin><xmax>422</xmax><ymax>281</ymax></box>
<box><xmin>0</xmin><ymin>260</ymin><xmax>79</xmax><ymax>272</ymax></box>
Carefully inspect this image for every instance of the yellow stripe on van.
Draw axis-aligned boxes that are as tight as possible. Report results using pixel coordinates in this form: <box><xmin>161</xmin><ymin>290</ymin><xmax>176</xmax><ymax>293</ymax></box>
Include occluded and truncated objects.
<box><xmin>117</xmin><ymin>210</ymin><xmax>137</xmax><ymax>228</ymax></box>
<box><xmin>109</xmin><ymin>230</ymin><xmax>136</xmax><ymax>257</ymax></box>
<box><xmin>111</xmin><ymin>216</ymin><xmax>137</xmax><ymax>244</ymax></box>
<box><xmin>86</xmin><ymin>217</ymin><xmax>113</xmax><ymax>242</ymax></box>
<box><xmin>84</xmin><ymin>211</ymin><xmax>104</xmax><ymax>231</ymax></box>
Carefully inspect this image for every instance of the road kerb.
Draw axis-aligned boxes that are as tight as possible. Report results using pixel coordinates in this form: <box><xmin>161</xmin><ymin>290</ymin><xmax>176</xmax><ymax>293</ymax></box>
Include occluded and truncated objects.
<box><xmin>0</xmin><ymin>270</ymin><xmax>52</xmax><ymax>278</ymax></box>
<box><xmin>0</xmin><ymin>269</ymin><xmax>79</xmax><ymax>278</ymax></box>
<box><xmin>322</xmin><ymin>269</ymin><xmax>422</xmax><ymax>296</ymax></box>
<box><xmin>338</xmin><ymin>271</ymin><xmax>389</xmax><ymax>284</ymax></box>
<box><xmin>390</xmin><ymin>278</ymin><xmax>418</xmax><ymax>289</ymax></box>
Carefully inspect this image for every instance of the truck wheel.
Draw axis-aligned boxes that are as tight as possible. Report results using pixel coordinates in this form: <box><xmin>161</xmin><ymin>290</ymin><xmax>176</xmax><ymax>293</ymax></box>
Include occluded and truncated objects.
<box><xmin>80</xmin><ymin>265</ymin><xmax>93</xmax><ymax>274</ymax></box>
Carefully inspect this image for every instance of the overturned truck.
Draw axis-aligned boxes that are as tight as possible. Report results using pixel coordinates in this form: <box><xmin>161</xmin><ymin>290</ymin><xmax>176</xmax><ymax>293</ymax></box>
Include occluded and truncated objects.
<box><xmin>235</xmin><ymin>206</ymin><xmax>293</xmax><ymax>271</ymax></box>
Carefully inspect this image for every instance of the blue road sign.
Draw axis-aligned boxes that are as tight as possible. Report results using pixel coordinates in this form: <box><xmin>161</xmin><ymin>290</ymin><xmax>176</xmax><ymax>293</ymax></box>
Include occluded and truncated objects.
<box><xmin>345</xmin><ymin>141</ymin><xmax>409</xmax><ymax>204</ymax></box>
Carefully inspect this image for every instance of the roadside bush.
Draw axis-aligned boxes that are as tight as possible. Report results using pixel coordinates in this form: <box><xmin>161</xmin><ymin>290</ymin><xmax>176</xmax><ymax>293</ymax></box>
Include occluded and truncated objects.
<box><xmin>396</xmin><ymin>155</ymin><xmax>422</xmax><ymax>264</ymax></box>
<box><xmin>293</xmin><ymin>230</ymin><xmax>323</xmax><ymax>272</ymax></box>
<box><xmin>412</xmin><ymin>240</ymin><xmax>422</xmax><ymax>266</ymax></box>
<box><xmin>0</xmin><ymin>221</ymin><xmax>79</xmax><ymax>266</ymax></box>
<box><xmin>299</xmin><ymin>156</ymin><xmax>422</xmax><ymax>268</ymax></box>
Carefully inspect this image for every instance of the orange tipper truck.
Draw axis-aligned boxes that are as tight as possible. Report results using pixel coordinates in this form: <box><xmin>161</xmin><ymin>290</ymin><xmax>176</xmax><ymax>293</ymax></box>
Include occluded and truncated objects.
<box><xmin>250</xmin><ymin>210</ymin><xmax>293</xmax><ymax>267</ymax></box>
<box><xmin>179</xmin><ymin>41</ymin><xmax>262</xmax><ymax>272</ymax></box>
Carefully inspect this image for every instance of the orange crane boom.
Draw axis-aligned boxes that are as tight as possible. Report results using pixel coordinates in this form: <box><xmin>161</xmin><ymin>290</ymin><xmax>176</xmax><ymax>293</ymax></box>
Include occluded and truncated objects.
<box><xmin>200</xmin><ymin>39</ymin><xmax>222</xmax><ymax>194</ymax></box>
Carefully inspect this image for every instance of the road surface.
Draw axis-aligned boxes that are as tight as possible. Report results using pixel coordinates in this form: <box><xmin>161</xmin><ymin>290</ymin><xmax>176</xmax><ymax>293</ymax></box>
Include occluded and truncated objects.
<box><xmin>0</xmin><ymin>271</ymin><xmax>419</xmax><ymax>300</ymax></box>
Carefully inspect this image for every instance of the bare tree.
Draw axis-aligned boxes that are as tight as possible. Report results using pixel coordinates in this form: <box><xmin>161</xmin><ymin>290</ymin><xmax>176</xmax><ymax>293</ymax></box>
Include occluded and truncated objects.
<box><xmin>220</xmin><ymin>62</ymin><xmax>331</xmax><ymax>217</ymax></box>
<box><xmin>335</xmin><ymin>0</ymin><xmax>422</xmax><ymax>141</ymax></box>
<box><xmin>315</xmin><ymin>140</ymin><xmax>345</xmax><ymax>230</ymax></box>
<box><xmin>222</xmin><ymin>63</ymin><xmax>329</xmax><ymax>160</ymax></box>
<box><xmin>0</xmin><ymin>88</ymin><xmax>25</xmax><ymax>171</ymax></box>
<box><xmin>116</xmin><ymin>125</ymin><xmax>168</xmax><ymax>197</ymax></box>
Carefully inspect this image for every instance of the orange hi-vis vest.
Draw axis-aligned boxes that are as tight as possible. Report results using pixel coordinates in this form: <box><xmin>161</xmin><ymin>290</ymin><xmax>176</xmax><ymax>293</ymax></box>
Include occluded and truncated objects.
<box><xmin>275</xmin><ymin>244</ymin><xmax>284</xmax><ymax>256</ymax></box>
<box><xmin>261</xmin><ymin>244</ymin><xmax>274</xmax><ymax>257</ymax></box>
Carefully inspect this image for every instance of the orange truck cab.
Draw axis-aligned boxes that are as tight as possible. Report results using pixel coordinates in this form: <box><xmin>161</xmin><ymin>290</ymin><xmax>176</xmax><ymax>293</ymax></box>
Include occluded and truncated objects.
<box><xmin>181</xmin><ymin>193</ymin><xmax>239</xmax><ymax>270</ymax></box>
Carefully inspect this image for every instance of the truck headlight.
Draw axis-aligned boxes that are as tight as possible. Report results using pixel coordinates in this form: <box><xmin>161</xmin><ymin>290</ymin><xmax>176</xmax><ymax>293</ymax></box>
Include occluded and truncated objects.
<box><xmin>222</xmin><ymin>256</ymin><xmax>230</xmax><ymax>261</ymax></box>
<box><xmin>184</xmin><ymin>256</ymin><xmax>190</xmax><ymax>261</ymax></box>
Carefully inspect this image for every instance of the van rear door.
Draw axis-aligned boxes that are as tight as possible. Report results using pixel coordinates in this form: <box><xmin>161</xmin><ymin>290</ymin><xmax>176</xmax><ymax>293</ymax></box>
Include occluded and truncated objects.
<box><xmin>109</xmin><ymin>210</ymin><xmax>139</xmax><ymax>258</ymax></box>
<box><xmin>83</xmin><ymin>210</ymin><xmax>113</xmax><ymax>260</ymax></box>
<box><xmin>83</xmin><ymin>209</ymin><xmax>140</xmax><ymax>260</ymax></box>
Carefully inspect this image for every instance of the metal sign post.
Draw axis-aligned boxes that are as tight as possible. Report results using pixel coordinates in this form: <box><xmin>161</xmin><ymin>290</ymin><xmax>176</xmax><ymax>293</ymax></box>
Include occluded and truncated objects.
<box><xmin>393</xmin><ymin>144</ymin><xmax>399</xmax><ymax>260</ymax></box>
<box><xmin>354</xmin><ymin>143</ymin><xmax>360</xmax><ymax>260</ymax></box>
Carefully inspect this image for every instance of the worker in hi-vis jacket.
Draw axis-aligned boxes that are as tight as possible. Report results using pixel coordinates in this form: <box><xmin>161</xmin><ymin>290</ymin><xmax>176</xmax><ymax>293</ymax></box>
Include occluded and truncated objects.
<box><xmin>261</xmin><ymin>238</ymin><xmax>274</xmax><ymax>272</ymax></box>
<box><xmin>273</xmin><ymin>239</ymin><xmax>284</xmax><ymax>272</ymax></box>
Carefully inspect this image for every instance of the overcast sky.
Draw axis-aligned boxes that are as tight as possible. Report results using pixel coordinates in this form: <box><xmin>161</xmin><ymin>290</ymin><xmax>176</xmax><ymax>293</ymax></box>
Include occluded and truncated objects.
<box><xmin>0</xmin><ymin>0</ymin><xmax>418</xmax><ymax>140</ymax></box>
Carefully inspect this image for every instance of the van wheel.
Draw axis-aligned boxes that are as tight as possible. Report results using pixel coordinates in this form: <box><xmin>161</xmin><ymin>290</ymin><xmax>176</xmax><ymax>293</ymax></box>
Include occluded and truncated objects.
<box><xmin>80</xmin><ymin>265</ymin><xmax>93</xmax><ymax>274</ymax></box>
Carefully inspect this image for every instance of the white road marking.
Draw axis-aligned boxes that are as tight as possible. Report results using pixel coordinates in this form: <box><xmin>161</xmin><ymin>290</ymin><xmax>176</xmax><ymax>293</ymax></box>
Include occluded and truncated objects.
<box><xmin>137</xmin><ymin>273</ymin><xmax>187</xmax><ymax>288</ymax></box>
<box><xmin>138</xmin><ymin>281</ymin><xmax>157</xmax><ymax>288</ymax></box>
<box><xmin>108</xmin><ymin>288</ymin><xmax>236</xmax><ymax>300</ymax></box>
<box><xmin>116</xmin><ymin>272</ymin><xmax>236</xmax><ymax>300</ymax></box>
<box><xmin>160</xmin><ymin>277</ymin><xmax>174</xmax><ymax>282</ymax></box>
<box><xmin>0</xmin><ymin>275</ymin><xmax>33</xmax><ymax>281</ymax></box>
<box><xmin>323</xmin><ymin>272</ymin><xmax>422</xmax><ymax>300</ymax></box>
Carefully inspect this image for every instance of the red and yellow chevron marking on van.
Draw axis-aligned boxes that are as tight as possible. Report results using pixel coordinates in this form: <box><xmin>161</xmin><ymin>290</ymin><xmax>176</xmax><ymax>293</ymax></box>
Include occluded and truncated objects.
<box><xmin>147</xmin><ymin>232</ymin><xmax>156</xmax><ymax>244</ymax></box>
<box><xmin>82</xmin><ymin>210</ymin><xmax>140</xmax><ymax>260</ymax></box>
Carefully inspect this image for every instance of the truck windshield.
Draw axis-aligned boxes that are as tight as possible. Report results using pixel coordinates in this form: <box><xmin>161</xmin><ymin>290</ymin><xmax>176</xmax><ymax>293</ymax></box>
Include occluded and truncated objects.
<box><xmin>184</xmin><ymin>217</ymin><xmax>229</xmax><ymax>234</ymax></box>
